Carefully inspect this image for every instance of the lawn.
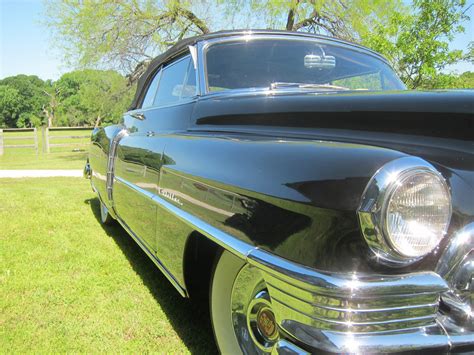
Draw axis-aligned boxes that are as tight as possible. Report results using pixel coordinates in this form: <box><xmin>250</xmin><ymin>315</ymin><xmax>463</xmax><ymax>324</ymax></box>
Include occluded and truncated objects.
<box><xmin>0</xmin><ymin>129</ymin><xmax>89</xmax><ymax>169</ymax></box>
<box><xmin>0</xmin><ymin>178</ymin><xmax>216</xmax><ymax>353</ymax></box>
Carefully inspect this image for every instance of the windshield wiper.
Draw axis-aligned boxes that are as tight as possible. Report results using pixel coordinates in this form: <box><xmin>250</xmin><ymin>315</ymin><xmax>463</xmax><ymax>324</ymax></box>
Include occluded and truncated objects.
<box><xmin>270</xmin><ymin>82</ymin><xmax>350</xmax><ymax>91</ymax></box>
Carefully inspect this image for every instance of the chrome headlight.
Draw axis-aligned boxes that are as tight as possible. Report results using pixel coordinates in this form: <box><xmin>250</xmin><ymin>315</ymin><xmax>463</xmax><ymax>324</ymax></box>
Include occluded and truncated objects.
<box><xmin>358</xmin><ymin>157</ymin><xmax>452</xmax><ymax>266</ymax></box>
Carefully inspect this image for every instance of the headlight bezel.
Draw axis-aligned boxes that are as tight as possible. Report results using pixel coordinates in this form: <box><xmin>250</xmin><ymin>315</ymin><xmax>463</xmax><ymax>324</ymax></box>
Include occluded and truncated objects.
<box><xmin>358</xmin><ymin>156</ymin><xmax>452</xmax><ymax>267</ymax></box>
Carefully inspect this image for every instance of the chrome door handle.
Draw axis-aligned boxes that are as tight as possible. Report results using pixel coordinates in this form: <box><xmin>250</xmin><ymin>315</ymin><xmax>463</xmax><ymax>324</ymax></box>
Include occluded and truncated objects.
<box><xmin>130</xmin><ymin>112</ymin><xmax>146</xmax><ymax>120</ymax></box>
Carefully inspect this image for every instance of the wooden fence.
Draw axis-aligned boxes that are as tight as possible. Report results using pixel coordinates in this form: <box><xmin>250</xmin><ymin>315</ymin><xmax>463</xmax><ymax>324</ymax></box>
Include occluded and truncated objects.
<box><xmin>42</xmin><ymin>127</ymin><xmax>92</xmax><ymax>153</ymax></box>
<box><xmin>0</xmin><ymin>127</ymin><xmax>93</xmax><ymax>155</ymax></box>
<box><xmin>0</xmin><ymin>128</ymin><xmax>38</xmax><ymax>156</ymax></box>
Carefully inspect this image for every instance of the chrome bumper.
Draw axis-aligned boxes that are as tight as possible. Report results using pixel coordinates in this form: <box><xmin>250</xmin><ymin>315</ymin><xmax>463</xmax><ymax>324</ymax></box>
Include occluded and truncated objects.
<box><xmin>247</xmin><ymin>224</ymin><xmax>474</xmax><ymax>353</ymax></box>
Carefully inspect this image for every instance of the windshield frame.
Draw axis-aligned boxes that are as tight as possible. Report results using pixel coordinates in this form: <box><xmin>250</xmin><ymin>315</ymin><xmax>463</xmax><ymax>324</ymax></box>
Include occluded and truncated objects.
<box><xmin>198</xmin><ymin>34</ymin><xmax>405</xmax><ymax>95</ymax></box>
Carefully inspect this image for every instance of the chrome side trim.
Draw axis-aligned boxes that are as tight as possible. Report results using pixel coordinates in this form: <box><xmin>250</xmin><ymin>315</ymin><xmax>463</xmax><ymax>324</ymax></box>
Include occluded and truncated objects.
<box><xmin>114</xmin><ymin>176</ymin><xmax>253</xmax><ymax>259</ymax></box>
<box><xmin>357</xmin><ymin>156</ymin><xmax>451</xmax><ymax>267</ymax></box>
<box><xmin>113</xmin><ymin>177</ymin><xmax>187</xmax><ymax>297</ymax></box>
<box><xmin>248</xmin><ymin>248</ymin><xmax>448</xmax><ymax>297</ymax></box>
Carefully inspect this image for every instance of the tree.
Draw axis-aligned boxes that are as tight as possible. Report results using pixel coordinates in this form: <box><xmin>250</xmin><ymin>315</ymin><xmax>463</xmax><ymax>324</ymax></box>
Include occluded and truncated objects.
<box><xmin>420</xmin><ymin>71</ymin><xmax>474</xmax><ymax>89</ymax></box>
<box><xmin>465</xmin><ymin>41</ymin><xmax>474</xmax><ymax>64</ymax></box>
<box><xmin>44</xmin><ymin>0</ymin><xmax>472</xmax><ymax>90</ymax></box>
<box><xmin>0</xmin><ymin>75</ymin><xmax>49</xmax><ymax>116</ymax></box>
<box><xmin>235</xmin><ymin>0</ymin><xmax>402</xmax><ymax>40</ymax></box>
<box><xmin>363</xmin><ymin>0</ymin><xmax>470</xmax><ymax>88</ymax></box>
<box><xmin>44</xmin><ymin>0</ymin><xmax>402</xmax><ymax>83</ymax></box>
<box><xmin>44</xmin><ymin>0</ymin><xmax>212</xmax><ymax>82</ymax></box>
<box><xmin>0</xmin><ymin>75</ymin><xmax>50</xmax><ymax>127</ymax></box>
<box><xmin>0</xmin><ymin>85</ymin><xmax>23</xmax><ymax>127</ymax></box>
<box><xmin>54</xmin><ymin>70</ymin><xmax>133</xmax><ymax>127</ymax></box>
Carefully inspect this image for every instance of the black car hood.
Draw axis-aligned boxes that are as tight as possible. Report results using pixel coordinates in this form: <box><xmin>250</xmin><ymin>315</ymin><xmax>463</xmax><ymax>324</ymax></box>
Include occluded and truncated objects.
<box><xmin>193</xmin><ymin>89</ymin><xmax>474</xmax><ymax>194</ymax></box>
<box><xmin>194</xmin><ymin>90</ymin><xmax>474</xmax><ymax>141</ymax></box>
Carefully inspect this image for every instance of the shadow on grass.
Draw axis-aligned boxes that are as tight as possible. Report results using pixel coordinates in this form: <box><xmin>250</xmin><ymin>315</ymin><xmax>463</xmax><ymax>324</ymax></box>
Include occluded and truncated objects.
<box><xmin>85</xmin><ymin>197</ymin><xmax>217</xmax><ymax>354</ymax></box>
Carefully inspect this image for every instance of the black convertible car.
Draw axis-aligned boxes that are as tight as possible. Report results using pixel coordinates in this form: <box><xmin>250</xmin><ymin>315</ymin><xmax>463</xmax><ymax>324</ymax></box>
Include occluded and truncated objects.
<box><xmin>85</xmin><ymin>30</ymin><xmax>473</xmax><ymax>353</ymax></box>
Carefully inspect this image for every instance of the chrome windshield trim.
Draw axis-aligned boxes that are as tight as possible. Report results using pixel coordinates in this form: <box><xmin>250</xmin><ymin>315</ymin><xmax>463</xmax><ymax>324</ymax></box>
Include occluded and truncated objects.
<box><xmin>198</xmin><ymin>34</ymin><xmax>403</xmax><ymax>95</ymax></box>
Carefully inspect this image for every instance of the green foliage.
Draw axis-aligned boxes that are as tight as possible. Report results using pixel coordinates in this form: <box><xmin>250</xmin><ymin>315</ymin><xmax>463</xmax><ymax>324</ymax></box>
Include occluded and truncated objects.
<box><xmin>0</xmin><ymin>75</ymin><xmax>50</xmax><ymax>128</ymax></box>
<box><xmin>229</xmin><ymin>0</ymin><xmax>403</xmax><ymax>41</ymax></box>
<box><xmin>363</xmin><ymin>0</ymin><xmax>469</xmax><ymax>88</ymax></box>
<box><xmin>420</xmin><ymin>71</ymin><xmax>474</xmax><ymax>89</ymax></box>
<box><xmin>465</xmin><ymin>41</ymin><xmax>474</xmax><ymax>64</ymax></box>
<box><xmin>44</xmin><ymin>0</ymin><xmax>210</xmax><ymax>75</ymax></box>
<box><xmin>55</xmin><ymin>70</ymin><xmax>133</xmax><ymax>126</ymax></box>
<box><xmin>0</xmin><ymin>70</ymin><xmax>132</xmax><ymax>128</ymax></box>
<box><xmin>0</xmin><ymin>75</ymin><xmax>49</xmax><ymax>115</ymax></box>
<box><xmin>0</xmin><ymin>85</ymin><xmax>23</xmax><ymax>127</ymax></box>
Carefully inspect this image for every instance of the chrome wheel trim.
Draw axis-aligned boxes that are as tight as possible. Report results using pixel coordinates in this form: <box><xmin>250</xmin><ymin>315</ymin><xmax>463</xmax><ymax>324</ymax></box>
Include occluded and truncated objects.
<box><xmin>211</xmin><ymin>250</ymin><xmax>278</xmax><ymax>354</ymax></box>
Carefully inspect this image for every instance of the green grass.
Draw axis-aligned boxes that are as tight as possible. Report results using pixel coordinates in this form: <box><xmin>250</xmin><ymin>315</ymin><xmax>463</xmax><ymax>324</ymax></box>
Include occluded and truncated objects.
<box><xmin>0</xmin><ymin>178</ymin><xmax>216</xmax><ymax>353</ymax></box>
<box><xmin>0</xmin><ymin>129</ymin><xmax>89</xmax><ymax>169</ymax></box>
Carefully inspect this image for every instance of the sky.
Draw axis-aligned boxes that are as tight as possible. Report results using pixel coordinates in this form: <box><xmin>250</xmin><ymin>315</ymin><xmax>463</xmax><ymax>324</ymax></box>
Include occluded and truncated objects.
<box><xmin>0</xmin><ymin>0</ymin><xmax>473</xmax><ymax>81</ymax></box>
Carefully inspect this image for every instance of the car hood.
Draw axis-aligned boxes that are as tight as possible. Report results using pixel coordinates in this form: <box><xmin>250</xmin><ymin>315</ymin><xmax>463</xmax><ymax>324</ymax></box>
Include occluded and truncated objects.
<box><xmin>194</xmin><ymin>89</ymin><xmax>473</xmax><ymax>141</ymax></box>
<box><xmin>193</xmin><ymin>88</ymin><xmax>474</xmax><ymax>195</ymax></box>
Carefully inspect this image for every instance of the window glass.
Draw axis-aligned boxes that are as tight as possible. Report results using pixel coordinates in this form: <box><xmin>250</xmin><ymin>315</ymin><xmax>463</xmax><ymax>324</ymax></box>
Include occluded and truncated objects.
<box><xmin>154</xmin><ymin>57</ymin><xmax>190</xmax><ymax>107</ymax></box>
<box><xmin>332</xmin><ymin>73</ymin><xmax>382</xmax><ymax>90</ymax></box>
<box><xmin>206</xmin><ymin>39</ymin><xmax>405</xmax><ymax>92</ymax></box>
<box><xmin>181</xmin><ymin>60</ymin><xmax>197</xmax><ymax>98</ymax></box>
<box><xmin>141</xmin><ymin>70</ymin><xmax>161</xmax><ymax>109</ymax></box>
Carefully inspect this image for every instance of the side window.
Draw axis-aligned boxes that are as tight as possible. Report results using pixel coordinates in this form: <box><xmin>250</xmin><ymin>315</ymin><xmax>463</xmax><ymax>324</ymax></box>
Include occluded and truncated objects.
<box><xmin>154</xmin><ymin>57</ymin><xmax>191</xmax><ymax>107</ymax></box>
<box><xmin>141</xmin><ymin>70</ymin><xmax>161</xmax><ymax>109</ymax></box>
<box><xmin>181</xmin><ymin>59</ymin><xmax>197</xmax><ymax>98</ymax></box>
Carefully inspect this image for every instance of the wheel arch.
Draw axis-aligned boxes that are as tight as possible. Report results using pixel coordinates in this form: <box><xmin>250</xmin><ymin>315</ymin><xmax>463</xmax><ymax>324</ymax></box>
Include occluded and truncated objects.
<box><xmin>182</xmin><ymin>230</ymin><xmax>223</xmax><ymax>300</ymax></box>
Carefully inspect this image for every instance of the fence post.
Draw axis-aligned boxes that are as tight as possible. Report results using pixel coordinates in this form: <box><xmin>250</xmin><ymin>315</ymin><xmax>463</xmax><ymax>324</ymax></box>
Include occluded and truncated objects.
<box><xmin>33</xmin><ymin>127</ymin><xmax>38</xmax><ymax>155</ymax></box>
<box><xmin>46</xmin><ymin>127</ymin><xmax>50</xmax><ymax>153</ymax></box>
<box><xmin>0</xmin><ymin>129</ymin><xmax>3</xmax><ymax>156</ymax></box>
<box><xmin>42</xmin><ymin>126</ymin><xmax>50</xmax><ymax>153</ymax></box>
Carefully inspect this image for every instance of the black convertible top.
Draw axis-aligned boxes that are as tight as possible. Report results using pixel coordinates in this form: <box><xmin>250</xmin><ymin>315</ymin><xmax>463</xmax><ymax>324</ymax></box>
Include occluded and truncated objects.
<box><xmin>129</xmin><ymin>30</ymin><xmax>385</xmax><ymax>110</ymax></box>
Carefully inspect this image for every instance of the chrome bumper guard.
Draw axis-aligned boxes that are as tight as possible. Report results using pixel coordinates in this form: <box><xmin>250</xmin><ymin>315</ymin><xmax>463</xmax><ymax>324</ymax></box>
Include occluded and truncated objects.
<box><xmin>247</xmin><ymin>225</ymin><xmax>474</xmax><ymax>353</ymax></box>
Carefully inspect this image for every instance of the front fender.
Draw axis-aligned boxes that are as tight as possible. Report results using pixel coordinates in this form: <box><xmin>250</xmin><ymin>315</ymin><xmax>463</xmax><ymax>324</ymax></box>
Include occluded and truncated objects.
<box><xmin>157</xmin><ymin>132</ymin><xmax>406</xmax><ymax>273</ymax></box>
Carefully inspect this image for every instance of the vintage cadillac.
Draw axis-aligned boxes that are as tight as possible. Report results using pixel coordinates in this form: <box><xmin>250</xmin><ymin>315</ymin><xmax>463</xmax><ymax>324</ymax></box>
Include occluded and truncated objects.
<box><xmin>84</xmin><ymin>30</ymin><xmax>473</xmax><ymax>353</ymax></box>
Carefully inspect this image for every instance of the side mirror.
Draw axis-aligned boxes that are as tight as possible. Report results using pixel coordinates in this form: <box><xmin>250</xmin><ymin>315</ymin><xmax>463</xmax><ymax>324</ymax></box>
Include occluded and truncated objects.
<box><xmin>304</xmin><ymin>54</ymin><xmax>336</xmax><ymax>69</ymax></box>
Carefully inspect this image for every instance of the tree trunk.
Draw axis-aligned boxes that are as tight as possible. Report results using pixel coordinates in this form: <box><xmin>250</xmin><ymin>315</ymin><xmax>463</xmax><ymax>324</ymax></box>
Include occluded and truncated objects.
<box><xmin>94</xmin><ymin>115</ymin><xmax>102</xmax><ymax>128</ymax></box>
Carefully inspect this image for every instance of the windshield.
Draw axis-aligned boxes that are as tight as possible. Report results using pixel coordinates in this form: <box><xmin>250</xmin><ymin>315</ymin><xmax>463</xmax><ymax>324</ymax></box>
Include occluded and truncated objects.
<box><xmin>205</xmin><ymin>38</ymin><xmax>405</xmax><ymax>93</ymax></box>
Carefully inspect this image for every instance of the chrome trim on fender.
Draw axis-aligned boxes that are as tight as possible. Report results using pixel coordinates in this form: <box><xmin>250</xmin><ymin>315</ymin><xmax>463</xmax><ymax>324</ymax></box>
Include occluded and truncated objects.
<box><xmin>357</xmin><ymin>156</ymin><xmax>451</xmax><ymax>267</ymax></box>
<box><xmin>107</xmin><ymin>128</ymin><xmax>128</xmax><ymax>202</ymax></box>
<box><xmin>114</xmin><ymin>176</ymin><xmax>253</xmax><ymax>259</ymax></box>
<box><xmin>247</xmin><ymin>247</ymin><xmax>473</xmax><ymax>353</ymax></box>
<box><xmin>436</xmin><ymin>223</ymin><xmax>474</xmax><ymax>327</ymax></box>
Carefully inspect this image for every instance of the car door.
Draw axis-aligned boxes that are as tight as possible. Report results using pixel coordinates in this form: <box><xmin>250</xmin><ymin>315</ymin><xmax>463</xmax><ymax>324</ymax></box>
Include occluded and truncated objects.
<box><xmin>113</xmin><ymin>53</ymin><xmax>196</xmax><ymax>254</ymax></box>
